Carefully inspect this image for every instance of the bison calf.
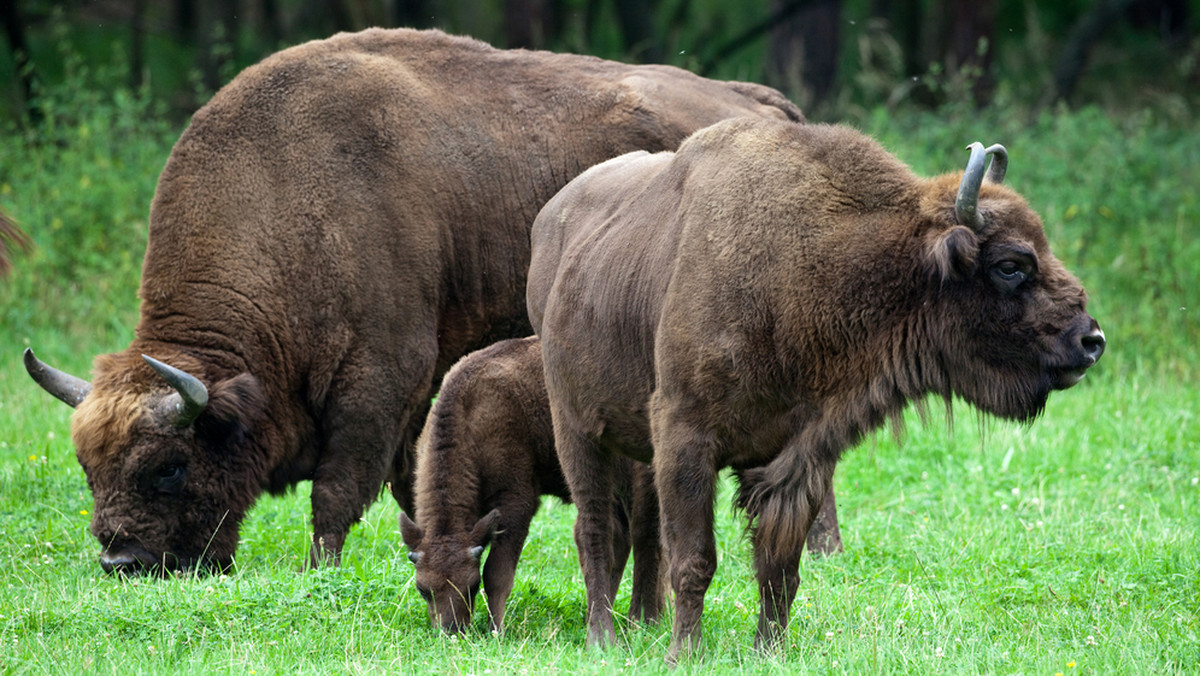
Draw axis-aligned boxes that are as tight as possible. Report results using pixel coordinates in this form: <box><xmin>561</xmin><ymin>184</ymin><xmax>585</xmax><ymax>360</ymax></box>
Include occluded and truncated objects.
<box><xmin>399</xmin><ymin>337</ymin><xmax>661</xmax><ymax>634</ymax></box>
<box><xmin>527</xmin><ymin>118</ymin><xmax>1104</xmax><ymax>659</ymax></box>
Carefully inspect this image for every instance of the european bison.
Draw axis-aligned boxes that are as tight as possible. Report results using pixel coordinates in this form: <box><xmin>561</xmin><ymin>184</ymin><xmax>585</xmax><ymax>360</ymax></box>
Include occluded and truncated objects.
<box><xmin>398</xmin><ymin>337</ymin><xmax>661</xmax><ymax>633</ymax></box>
<box><xmin>24</xmin><ymin>28</ymin><xmax>807</xmax><ymax>575</ymax></box>
<box><xmin>527</xmin><ymin>118</ymin><xmax>1105</xmax><ymax>658</ymax></box>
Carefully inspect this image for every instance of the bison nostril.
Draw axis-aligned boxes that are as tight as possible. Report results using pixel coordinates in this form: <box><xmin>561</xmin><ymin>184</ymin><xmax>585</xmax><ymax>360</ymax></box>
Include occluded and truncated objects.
<box><xmin>1080</xmin><ymin>327</ymin><xmax>1106</xmax><ymax>363</ymax></box>
<box><xmin>100</xmin><ymin>551</ymin><xmax>143</xmax><ymax>576</ymax></box>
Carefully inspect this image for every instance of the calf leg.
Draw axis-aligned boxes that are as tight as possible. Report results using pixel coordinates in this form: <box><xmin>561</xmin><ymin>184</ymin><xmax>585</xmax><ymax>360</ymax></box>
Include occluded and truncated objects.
<box><xmin>482</xmin><ymin>497</ymin><xmax>539</xmax><ymax>632</ymax></box>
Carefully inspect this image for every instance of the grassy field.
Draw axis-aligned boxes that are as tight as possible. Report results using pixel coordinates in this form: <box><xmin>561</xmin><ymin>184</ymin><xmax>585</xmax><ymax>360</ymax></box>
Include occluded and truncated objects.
<box><xmin>0</xmin><ymin>81</ymin><xmax>1197</xmax><ymax>672</ymax></box>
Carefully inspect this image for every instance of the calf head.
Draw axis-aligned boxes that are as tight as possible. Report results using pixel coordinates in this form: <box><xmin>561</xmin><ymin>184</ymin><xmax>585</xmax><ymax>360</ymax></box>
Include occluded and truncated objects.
<box><xmin>25</xmin><ymin>349</ymin><xmax>267</xmax><ymax>575</ymax></box>
<box><xmin>920</xmin><ymin>143</ymin><xmax>1105</xmax><ymax>420</ymax></box>
<box><xmin>399</xmin><ymin>509</ymin><xmax>500</xmax><ymax>633</ymax></box>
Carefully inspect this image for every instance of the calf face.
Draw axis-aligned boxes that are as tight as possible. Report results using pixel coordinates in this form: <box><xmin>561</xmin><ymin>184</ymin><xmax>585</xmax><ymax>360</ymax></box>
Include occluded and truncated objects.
<box><xmin>399</xmin><ymin>510</ymin><xmax>499</xmax><ymax>633</ymax></box>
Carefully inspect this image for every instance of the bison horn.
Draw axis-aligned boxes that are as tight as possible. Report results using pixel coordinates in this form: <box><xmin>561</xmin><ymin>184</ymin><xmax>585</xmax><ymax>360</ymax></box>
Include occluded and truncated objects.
<box><xmin>24</xmin><ymin>348</ymin><xmax>92</xmax><ymax>407</ymax></box>
<box><xmin>954</xmin><ymin>142</ymin><xmax>1008</xmax><ymax>230</ymax></box>
<box><xmin>142</xmin><ymin>355</ymin><xmax>209</xmax><ymax>428</ymax></box>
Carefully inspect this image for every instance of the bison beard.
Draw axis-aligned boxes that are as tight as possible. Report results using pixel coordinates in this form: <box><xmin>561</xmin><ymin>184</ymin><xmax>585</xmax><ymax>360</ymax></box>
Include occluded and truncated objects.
<box><xmin>24</xmin><ymin>28</ymin><xmax>810</xmax><ymax>575</ymax></box>
<box><xmin>528</xmin><ymin>118</ymin><xmax>1104</xmax><ymax>659</ymax></box>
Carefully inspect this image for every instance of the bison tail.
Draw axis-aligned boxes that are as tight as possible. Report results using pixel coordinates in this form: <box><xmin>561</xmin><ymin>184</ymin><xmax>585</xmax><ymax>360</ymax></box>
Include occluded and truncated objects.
<box><xmin>736</xmin><ymin>447</ymin><xmax>834</xmax><ymax>565</ymax></box>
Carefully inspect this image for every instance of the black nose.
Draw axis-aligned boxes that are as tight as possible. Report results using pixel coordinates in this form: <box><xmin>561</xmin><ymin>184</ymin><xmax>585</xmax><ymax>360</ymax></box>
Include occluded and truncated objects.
<box><xmin>1081</xmin><ymin>324</ymin><xmax>1106</xmax><ymax>365</ymax></box>
<box><xmin>100</xmin><ymin>550</ymin><xmax>145</xmax><ymax>576</ymax></box>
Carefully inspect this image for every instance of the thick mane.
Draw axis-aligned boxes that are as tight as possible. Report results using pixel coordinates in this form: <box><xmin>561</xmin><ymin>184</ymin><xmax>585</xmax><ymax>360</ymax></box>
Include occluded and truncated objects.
<box><xmin>414</xmin><ymin>351</ymin><xmax>488</xmax><ymax>536</ymax></box>
<box><xmin>72</xmin><ymin>387</ymin><xmax>148</xmax><ymax>466</ymax></box>
<box><xmin>71</xmin><ymin>350</ymin><xmax>209</xmax><ymax>465</ymax></box>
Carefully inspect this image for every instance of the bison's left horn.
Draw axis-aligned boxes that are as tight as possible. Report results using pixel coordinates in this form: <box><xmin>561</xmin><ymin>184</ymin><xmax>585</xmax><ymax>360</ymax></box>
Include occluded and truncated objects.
<box><xmin>955</xmin><ymin>142</ymin><xmax>1008</xmax><ymax>230</ymax></box>
<box><xmin>24</xmin><ymin>348</ymin><xmax>92</xmax><ymax>407</ymax></box>
<box><xmin>143</xmin><ymin>355</ymin><xmax>208</xmax><ymax>428</ymax></box>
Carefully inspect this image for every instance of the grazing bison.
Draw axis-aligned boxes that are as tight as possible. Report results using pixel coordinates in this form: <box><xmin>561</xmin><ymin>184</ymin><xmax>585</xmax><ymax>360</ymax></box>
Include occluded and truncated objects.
<box><xmin>527</xmin><ymin>118</ymin><xmax>1105</xmax><ymax>658</ymax></box>
<box><xmin>23</xmin><ymin>28</ymin><xmax>808</xmax><ymax>575</ymax></box>
<box><xmin>398</xmin><ymin>336</ymin><xmax>661</xmax><ymax>633</ymax></box>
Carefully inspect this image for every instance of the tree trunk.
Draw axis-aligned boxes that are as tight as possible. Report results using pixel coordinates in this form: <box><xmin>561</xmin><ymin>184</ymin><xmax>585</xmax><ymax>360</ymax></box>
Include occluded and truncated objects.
<box><xmin>198</xmin><ymin>0</ymin><xmax>239</xmax><ymax>94</ymax></box>
<box><xmin>767</xmin><ymin>0</ymin><xmax>841</xmax><ymax>107</ymax></box>
<box><xmin>130</xmin><ymin>0</ymin><xmax>146</xmax><ymax>91</ymax></box>
<box><xmin>505</xmin><ymin>0</ymin><xmax>557</xmax><ymax>49</ymax></box>
<box><xmin>1</xmin><ymin>0</ymin><xmax>42</xmax><ymax>124</ymax></box>
<box><xmin>612</xmin><ymin>0</ymin><xmax>662</xmax><ymax>62</ymax></box>
<box><xmin>871</xmin><ymin>0</ymin><xmax>922</xmax><ymax>76</ymax></box>
<box><xmin>927</xmin><ymin>0</ymin><xmax>996</xmax><ymax>104</ymax></box>
<box><xmin>1043</xmin><ymin>0</ymin><xmax>1139</xmax><ymax>105</ymax></box>
<box><xmin>395</xmin><ymin>0</ymin><xmax>431</xmax><ymax>28</ymax></box>
<box><xmin>261</xmin><ymin>0</ymin><xmax>283</xmax><ymax>46</ymax></box>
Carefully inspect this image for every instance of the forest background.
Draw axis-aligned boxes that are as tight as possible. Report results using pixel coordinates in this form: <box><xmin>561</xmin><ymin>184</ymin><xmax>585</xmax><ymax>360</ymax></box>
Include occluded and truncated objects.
<box><xmin>0</xmin><ymin>1</ymin><xmax>1197</xmax><ymax>673</ymax></box>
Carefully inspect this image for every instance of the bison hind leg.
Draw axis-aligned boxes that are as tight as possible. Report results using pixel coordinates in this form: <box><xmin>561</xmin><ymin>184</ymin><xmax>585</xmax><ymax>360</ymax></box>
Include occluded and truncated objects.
<box><xmin>626</xmin><ymin>461</ymin><xmax>663</xmax><ymax>624</ymax></box>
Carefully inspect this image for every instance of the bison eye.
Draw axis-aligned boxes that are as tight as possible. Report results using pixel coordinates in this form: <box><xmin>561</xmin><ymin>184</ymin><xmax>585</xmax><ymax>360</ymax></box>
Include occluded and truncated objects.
<box><xmin>991</xmin><ymin>259</ymin><xmax>1030</xmax><ymax>293</ymax></box>
<box><xmin>154</xmin><ymin>464</ymin><xmax>186</xmax><ymax>494</ymax></box>
<box><xmin>416</xmin><ymin>585</ymin><xmax>432</xmax><ymax>602</ymax></box>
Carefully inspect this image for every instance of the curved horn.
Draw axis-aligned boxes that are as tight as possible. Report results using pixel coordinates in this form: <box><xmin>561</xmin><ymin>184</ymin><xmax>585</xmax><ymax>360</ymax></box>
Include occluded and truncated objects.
<box><xmin>983</xmin><ymin>143</ymin><xmax>1007</xmax><ymax>184</ymax></box>
<box><xmin>24</xmin><ymin>348</ymin><xmax>92</xmax><ymax>407</ymax></box>
<box><xmin>142</xmin><ymin>355</ymin><xmax>208</xmax><ymax>428</ymax></box>
<box><xmin>954</xmin><ymin>142</ymin><xmax>1008</xmax><ymax>230</ymax></box>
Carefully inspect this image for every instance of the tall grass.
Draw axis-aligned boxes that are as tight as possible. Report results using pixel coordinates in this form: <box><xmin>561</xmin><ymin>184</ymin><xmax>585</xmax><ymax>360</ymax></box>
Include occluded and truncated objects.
<box><xmin>1</xmin><ymin>47</ymin><xmax>1197</xmax><ymax>673</ymax></box>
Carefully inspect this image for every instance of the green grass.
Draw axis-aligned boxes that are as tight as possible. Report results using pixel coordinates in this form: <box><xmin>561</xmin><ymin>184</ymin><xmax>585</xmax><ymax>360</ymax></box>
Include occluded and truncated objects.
<box><xmin>1</xmin><ymin>74</ymin><xmax>1197</xmax><ymax>672</ymax></box>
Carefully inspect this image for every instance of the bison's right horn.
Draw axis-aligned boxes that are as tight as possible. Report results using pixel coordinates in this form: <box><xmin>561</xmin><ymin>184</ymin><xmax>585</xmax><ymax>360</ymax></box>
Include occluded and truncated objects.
<box><xmin>143</xmin><ymin>355</ymin><xmax>208</xmax><ymax>428</ymax></box>
<box><xmin>24</xmin><ymin>348</ymin><xmax>92</xmax><ymax>407</ymax></box>
<box><xmin>955</xmin><ymin>142</ymin><xmax>1008</xmax><ymax>231</ymax></box>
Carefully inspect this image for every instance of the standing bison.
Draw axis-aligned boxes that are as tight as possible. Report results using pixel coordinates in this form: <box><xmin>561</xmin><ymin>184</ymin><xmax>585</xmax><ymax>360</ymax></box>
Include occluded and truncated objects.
<box><xmin>24</xmin><ymin>28</ymin><xmax>807</xmax><ymax>575</ymax></box>
<box><xmin>527</xmin><ymin>118</ymin><xmax>1105</xmax><ymax>658</ymax></box>
<box><xmin>398</xmin><ymin>337</ymin><xmax>661</xmax><ymax>634</ymax></box>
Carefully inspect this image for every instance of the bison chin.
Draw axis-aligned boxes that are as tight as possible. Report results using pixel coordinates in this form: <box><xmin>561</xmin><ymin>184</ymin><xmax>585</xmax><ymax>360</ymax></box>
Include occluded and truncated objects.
<box><xmin>99</xmin><ymin>545</ymin><xmax>232</xmax><ymax>577</ymax></box>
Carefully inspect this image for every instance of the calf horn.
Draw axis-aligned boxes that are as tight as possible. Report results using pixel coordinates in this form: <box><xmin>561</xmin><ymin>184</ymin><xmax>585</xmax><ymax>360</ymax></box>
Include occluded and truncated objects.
<box><xmin>143</xmin><ymin>355</ymin><xmax>208</xmax><ymax>428</ymax></box>
<box><xmin>24</xmin><ymin>348</ymin><xmax>92</xmax><ymax>407</ymax></box>
<box><xmin>954</xmin><ymin>142</ymin><xmax>1008</xmax><ymax>230</ymax></box>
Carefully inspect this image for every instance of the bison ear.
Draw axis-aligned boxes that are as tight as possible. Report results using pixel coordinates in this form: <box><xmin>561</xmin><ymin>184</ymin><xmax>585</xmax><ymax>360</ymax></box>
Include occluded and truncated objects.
<box><xmin>469</xmin><ymin>508</ymin><xmax>502</xmax><ymax>549</ymax></box>
<box><xmin>399</xmin><ymin>512</ymin><xmax>424</xmax><ymax>551</ymax></box>
<box><xmin>194</xmin><ymin>373</ymin><xmax>266</xmax><ymax>447</ymax></box>
<box><xmin>925</xmin><ymin>225</ymin><xmax>980</xmax><ymax>283</ymax></box>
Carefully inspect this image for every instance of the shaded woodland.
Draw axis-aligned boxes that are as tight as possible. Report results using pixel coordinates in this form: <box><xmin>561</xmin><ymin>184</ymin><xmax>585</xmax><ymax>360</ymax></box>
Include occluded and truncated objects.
<box><xmin>1</xmin><ymin>0</ymin><xmax>1196</xmax><ymax>123</ymax></box>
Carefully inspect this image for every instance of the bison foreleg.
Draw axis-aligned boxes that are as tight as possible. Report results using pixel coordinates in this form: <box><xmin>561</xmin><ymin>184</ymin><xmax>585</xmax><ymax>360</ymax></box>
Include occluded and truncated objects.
<box><xmin>804</xmin><ymin>484</ymin><xmax>844</xmax><ymax>556</ymax></box>
<box><xmin>309</xmin><ymin>413</ymin><xmax>400</xmax><ymax>568</ymax></box>
<box><xmin>555</xmin><ymin>422</ymin><xmax>620</xmax><ymax>648</ymax></box>
<box><xmin>652</xmin><ymin>416</ymin><xmax>719</xmax><ymax>663</ymax></box>
<box><xmin>749</xmin><ymin>456</ymin><xmax>836</xmax><ymax>650</ymax></box>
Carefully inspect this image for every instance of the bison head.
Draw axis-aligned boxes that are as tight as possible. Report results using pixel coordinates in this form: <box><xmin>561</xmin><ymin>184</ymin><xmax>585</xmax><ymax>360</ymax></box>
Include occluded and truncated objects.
<box><xmin>399</xmin><ymin>509</ymin><xmax>500</xmax><ymax>634</ymax></box>
<box><xmin>920</xmin><ymin>143</ymin><xmax>1105</xmax><ymax>420</ymax></box>
<box><xmin>25</xmin><ymin>348</ymin><xmax>267</xmax><ymax>575</ymax></box>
